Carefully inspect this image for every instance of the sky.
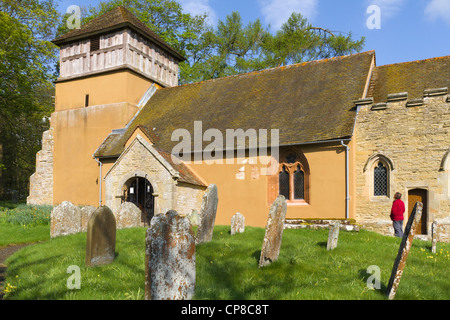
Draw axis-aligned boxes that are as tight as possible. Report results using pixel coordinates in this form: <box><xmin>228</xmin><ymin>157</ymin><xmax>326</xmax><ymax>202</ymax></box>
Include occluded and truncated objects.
<box><xmin>57</xmin><ymin>0</ymin><xmax>450</xmax><ymax>67</ymax></box>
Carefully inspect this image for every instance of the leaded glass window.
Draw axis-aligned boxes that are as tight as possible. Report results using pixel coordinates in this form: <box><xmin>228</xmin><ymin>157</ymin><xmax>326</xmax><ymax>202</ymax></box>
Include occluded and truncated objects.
<box><xmin>374</xmin><ymin>162</ymin><xmax>388</xmax><ymax>196</ymax></box>
<box><xmin>279</xmin><ymin>167</ymin><xmax>290</xmax><ymax>199</ymax></box>
<box><xmin>294</xmin><ymin>166</ymin><xmax>305</xmax><ymax>200</ymax></box>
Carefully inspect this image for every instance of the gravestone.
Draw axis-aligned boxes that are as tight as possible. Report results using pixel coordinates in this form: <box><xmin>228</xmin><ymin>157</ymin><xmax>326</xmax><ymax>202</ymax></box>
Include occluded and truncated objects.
<box><xmin>386</xmin><ymin>202</ymin><xmax>423</xmax><ymax>300</ymax></box>
<box><xmin>327</xmin><ymin>221</ymin><xmax>341</xmax><ymax>250</ymax></box>
<box><xmin>259</xmin><ymin>195</ymin><xmax>287</xmax><ymax>268</ymax></box>
<box><xmin>145</xmin><ymin>210</ymin><xmax>196</xmax><ymax>300</ymax></box>
<box><xmin>431</xmin><ymin>221</ymin><xmax>438</xmax><ymax>254</ymax></box>
<box><xmin>50</xmin><ymin>201</ymin><xmax>82</xmax><ymax>238</ymax></box>
<box><xmin>81</xmin><ymin>205</ymin><xmax>95</xmax><ymax>232</ymax></box>
<box><xmin>115</xmin><ymin>202</ymin><xmax>142</xmax><ymax>229</ymax></box>
<box><xmin>231</xmin><ymin>212</ymin><xmax>245</xmax><ymax>235</ymax></box>
<box><xmin>85</xmin><ymin>206</ymin><xmax>117</xmax><ymax>267</ymax></box>
<box><xmin>188</xmin><ymin>210</ymin><xmax>199</xmax><ymax>226</ymax></box>
<box><xmin>195</xmin><ymin>184</ymin><xmax>219</xmax><ymax>245</ymax></box>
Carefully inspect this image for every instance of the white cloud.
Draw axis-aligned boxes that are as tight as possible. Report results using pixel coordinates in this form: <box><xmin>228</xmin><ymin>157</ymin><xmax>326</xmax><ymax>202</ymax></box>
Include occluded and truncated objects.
<box><xmin>425</xmin><ymin>0</ymin><xmax>450</xmax><ymax>25</ymax></box>
<box><xmin>178</xmin><ymin>0</ymin><xmax>217</xmax><ymax>25</ymax></box>
<box><xmin>366</xmin><ymin>0</ymin><xmax>406</xmax><ymax>18</ymax></box>
<box><xmin>258</xmin><ymin>0</ymin><xmax>319</xmax><ymax>31</ymax></box>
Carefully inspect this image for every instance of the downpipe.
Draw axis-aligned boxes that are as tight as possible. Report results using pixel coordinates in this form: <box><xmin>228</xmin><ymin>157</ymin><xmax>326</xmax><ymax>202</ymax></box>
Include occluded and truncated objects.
<box><xmin>340</xmin><ymin>140</ymin><xmax>350</xmax><ymax>220</ymax></box>
<box><xmin>93</xmin><ymin>156</ymin><xmax>103</xmax><ymax>207</ymax></box>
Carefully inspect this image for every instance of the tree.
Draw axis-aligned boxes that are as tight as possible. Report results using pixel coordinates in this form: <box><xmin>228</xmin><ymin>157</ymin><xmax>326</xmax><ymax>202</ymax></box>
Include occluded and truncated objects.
<box><xmin>0</xmin><ymin>0</ymin><xmax>59</xmax><ymax>199</ymax></box>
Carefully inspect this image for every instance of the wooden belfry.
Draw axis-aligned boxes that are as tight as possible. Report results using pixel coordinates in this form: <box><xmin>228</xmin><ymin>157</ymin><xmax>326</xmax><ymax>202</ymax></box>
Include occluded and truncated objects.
<box><xmin>386</xmin><ymin>202</ymin><xmax>423</xmax><ymax>300</ymax></box>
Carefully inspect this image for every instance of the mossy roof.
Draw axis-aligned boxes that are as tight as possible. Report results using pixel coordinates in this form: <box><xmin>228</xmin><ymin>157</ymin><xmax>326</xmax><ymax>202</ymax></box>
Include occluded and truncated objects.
<box><xmin>95</xmin><ymin>51</ymin><xmax>375</xmax><ymax>158</ymax></box>
<box><xmin>52</xmin><ymin>6</ymin><xmax>185</xmax><ymax>61</ymax></box>
<box><xmin>368</xmin><ymin>55</ymin><xmax>450</xmax><ymax>103</ymax></box>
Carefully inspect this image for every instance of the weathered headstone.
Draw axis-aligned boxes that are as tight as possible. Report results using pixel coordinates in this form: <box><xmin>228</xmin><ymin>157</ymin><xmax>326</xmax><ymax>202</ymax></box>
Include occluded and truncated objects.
<box><xmin>145</xmin><ymin>210</ymin><xmax>196</xmax><ymax>300</ymax></box>
<box><xmin>50</xmin><ymin>201</ymin><xmax>82</xmax><ymax>238</ymax></box>
<box><xmin>81</xmin><ymin>205</ymin><xmax>95</xmax><ymax>232</ymax></box>
<box><xmin>115</xmin><ymin>202</ymin><xmax>142</xmax><ymax>229</ymax></box>
<box><xmin>187</xmin><ymin>210</ymin><xmax>199</xmax><ymax>226</ymax></box>
<box><xmin>386</xmin><ymin>202</ymin><xmax>423</xmax><ymax>300</ymax></box>
<box><xmin>327</xmin><ymin>221</ymin><xmax>341</xmax><ymax>251</ymax></box>
<box><xmin>431</xmin><ymin>221</ymin><xmax>438</xmax><ymax>254</ymax></box>
<box><xmin>85</xmin><ymin>206</ymin><xmax>117</xmax><ymax>267</ymax></box>
<box><xmin>195</xmin><ymin>184</ymin><xmax>219</xmax><ymax>244</ymax></box>
<box><xmin>259</xmin><ymin>195</ymin><xmax>287</xmax><ymax>268</ymax></box>
<box><xmin>231</xmin><ymin>212</ymin><xmax>245</xmax><ymax>235</ymax></box>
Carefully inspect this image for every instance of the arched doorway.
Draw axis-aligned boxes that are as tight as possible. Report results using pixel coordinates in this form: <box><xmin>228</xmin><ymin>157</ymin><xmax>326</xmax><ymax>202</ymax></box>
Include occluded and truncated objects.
<box><xmin>121</xmin><ymin>176</ymin><xmax>154</xmax><ymax>226</ymax></box>
<box><xmin>408</xmin><ymin>189</ymin><xmax>428</xmax><ymax>235</ymax></box>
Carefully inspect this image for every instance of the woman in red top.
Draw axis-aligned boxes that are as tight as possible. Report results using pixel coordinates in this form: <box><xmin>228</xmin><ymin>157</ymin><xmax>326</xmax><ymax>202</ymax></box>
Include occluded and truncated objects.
<box><xmin>390</xmin><ymin>192</ymin><xmax>405</xmax><ymax>238</ymax></box>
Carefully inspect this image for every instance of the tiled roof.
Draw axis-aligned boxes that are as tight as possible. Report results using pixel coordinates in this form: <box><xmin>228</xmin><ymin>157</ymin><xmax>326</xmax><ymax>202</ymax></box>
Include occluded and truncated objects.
<box><xmin>95</xmin><ymin>51</ymin><xmax>375</xmax><ymax>158</ymax></box>
<box><xmin>52</xmin><ymin>6</ymin><xmax>185</xmax><ymax>61</ymax></box>
<box><xmin>368</xmin><ymin>55</ymin><xmax>450</xmax><ymax>103</ymax></box>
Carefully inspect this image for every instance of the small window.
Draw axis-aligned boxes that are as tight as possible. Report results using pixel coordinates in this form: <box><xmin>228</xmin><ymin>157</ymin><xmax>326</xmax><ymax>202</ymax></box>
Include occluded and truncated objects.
<box><xmin>279</xmin><ymin>167</ymin><xmax>290</xmax><ymax>199</ymax></box>
<box><xmin>90</xmin><ymin>36</ymin><xmax>100</xmax><ymax>51</ymax></box>
<box><xmin>85</xmin><ymin>94</ymin><xmax>89</xmax><ymax>107</ymax></box>
<box><xmin>374</xmin><ymin>162</ymin><xmax>388</xmax><ymax>196</ymax></box>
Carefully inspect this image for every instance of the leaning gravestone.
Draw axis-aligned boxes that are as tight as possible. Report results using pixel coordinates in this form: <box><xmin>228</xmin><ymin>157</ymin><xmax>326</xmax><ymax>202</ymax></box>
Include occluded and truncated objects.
<box><xmin>85</xmin><ymin>206</ymin><xmax>117</xmax><ymax>267</ymax></box>
<box><xmin>145</xmin><ymin>210</ymin><xmax>196</xmax><ymax>300</ymax></box>
<box><xmin>115</xmin><ymin>202</ymin><xmax>142</xmax><ymax>229</ymax></box>
<box><xmin>327</xmin><ymin>221</ymin><xmax>341</xmax><ymax>251</ymax></box>
<box><xmin>231</xmin><ymin>212</ymin><xmax>245</xmax><ymax>235</ymax></box>
<box><xmin>195</xmin><ymin>184</ymin><xmax>219</xmax><ymax>245</ymax></box>
<box><xmin>259</xmin><ymin>195</ymin><xmax>287</xmax><ymax>268</ymax></box>
<box><xmin>386</xmin><ymin>202</ymin><xmax>423</xmax><ymax>300</ymax></box>
<box><xmin>50</xmin><ymin>201</ymin><xmax>82</xmax><ymax>238</ymax></box>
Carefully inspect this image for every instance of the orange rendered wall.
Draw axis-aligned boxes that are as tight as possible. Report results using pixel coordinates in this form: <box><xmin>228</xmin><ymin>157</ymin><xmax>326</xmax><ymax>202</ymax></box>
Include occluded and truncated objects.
<box><xmin>52</xmin><ymin>69</ymin><xmax>153</xmax><ymax>206</ymax></box>
<box><xmin>187</xmin><ymin>141</ymin><xmax>356</xmax><ymax>228</ymax></box>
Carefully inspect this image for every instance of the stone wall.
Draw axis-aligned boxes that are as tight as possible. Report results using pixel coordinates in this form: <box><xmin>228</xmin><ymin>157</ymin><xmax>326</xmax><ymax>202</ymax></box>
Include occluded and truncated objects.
<box><xmin>27</xmin><ymin>128</ymin><xmax>54</xmax><ymax>205</ymax></box>
<box><xmin>104</xmin><ymin>135</ymin><xmax>203</xmax><ymax>217</ymax></box>
<box><xmin>354</xmin><ymin>89</ymin><xmax>450</xmax><ymax>240</ymax></box>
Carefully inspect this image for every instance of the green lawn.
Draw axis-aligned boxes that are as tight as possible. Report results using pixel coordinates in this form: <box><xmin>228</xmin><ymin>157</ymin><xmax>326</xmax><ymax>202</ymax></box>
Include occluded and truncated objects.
<box><xmin>3</xmin><ymin>225</ymin><xmax>449</xmax><ymax>300</ymax></box>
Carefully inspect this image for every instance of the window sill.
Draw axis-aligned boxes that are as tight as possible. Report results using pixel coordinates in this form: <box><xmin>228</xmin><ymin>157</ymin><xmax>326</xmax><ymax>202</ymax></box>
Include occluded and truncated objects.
<box><xmin>286</xmin><ymin>201</ymin><xmax>310</xmax><ymax>206</ymax></box>
<box><xmin>370</xmin><ymin>196</ymin><xmax>391</xmax><ymax>202</ymax></box>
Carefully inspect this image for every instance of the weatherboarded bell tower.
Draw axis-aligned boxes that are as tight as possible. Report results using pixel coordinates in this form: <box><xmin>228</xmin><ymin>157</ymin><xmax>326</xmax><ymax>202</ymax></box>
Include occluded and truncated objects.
<box><xmin>27</xmin><ymin>6</ymin><xmax>184</xmax><ymax>206</ymax></box>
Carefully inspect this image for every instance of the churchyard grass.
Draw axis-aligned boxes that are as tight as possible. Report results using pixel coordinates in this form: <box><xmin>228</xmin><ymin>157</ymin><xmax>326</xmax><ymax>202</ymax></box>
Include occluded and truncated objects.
<box><xmin>3</xmin><ymin>226</ymin><xmax>450</xmax><ymax>300</ymax></box>
<box><xmin>0</xmin><ymin>203</ymin><xmax>51</xmax><ymax>246</ymax></box>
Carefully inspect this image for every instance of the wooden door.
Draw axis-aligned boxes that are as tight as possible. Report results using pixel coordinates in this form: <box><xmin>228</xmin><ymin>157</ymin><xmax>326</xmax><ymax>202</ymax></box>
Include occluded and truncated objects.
<box><xmin>408</xmin><ymin>189</ymin><xmax>427</xmax><ymax>235</ymax></box>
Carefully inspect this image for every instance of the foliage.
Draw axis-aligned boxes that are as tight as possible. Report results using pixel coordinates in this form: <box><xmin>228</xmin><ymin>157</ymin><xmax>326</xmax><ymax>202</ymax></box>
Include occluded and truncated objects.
<box><xmin>4</xmin><ymin>226</ymin><xmax>450</xmax><ymax>300</ymax></box>
<box><xmin>0</xmin><ymin>0</ymin><xmax>59</xmax><ymax>200</ymax></box>
<box><xmin>0</xmin><ymin>204</ymin><xmax>52</xmax><ymax>226</ymax></box>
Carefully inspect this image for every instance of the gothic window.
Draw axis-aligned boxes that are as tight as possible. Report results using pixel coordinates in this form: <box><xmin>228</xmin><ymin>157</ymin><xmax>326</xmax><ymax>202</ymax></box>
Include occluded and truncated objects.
<box><xmin>374</xmin><ymin>162</ymin><xmax>388</xmax><ymax>196</ymax></box>
<box><xmin>278</xmin><ymin>152</ymin><xmax>309</xmax><ymax>202</ymax></box>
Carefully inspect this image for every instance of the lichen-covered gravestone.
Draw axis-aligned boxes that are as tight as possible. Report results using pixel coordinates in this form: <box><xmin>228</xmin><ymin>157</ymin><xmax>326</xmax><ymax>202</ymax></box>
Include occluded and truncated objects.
<box><xmin>327</xmin><ymin>221</ymin><xmax>341</xmax><ymax>251</ymax></box>
<box><xmin>80</xmin><ymin>205</ymin><xmax>95</xmax><ymax>232</ymax></box>
<box><xmin>259</xmin><ymin>195</ymin><xmax>287</xmax><ymax>268</ymax></box>
<box><xmin>50</xmin><ymin>201</ymin><xmax>82</xmax><ymax>238</ymax></box>
<box><xmin>145</xmin><ymin>211</ymin><xmax>196</xmax><ymax>300</ymax></box>
<box><xmin>386</xmin><ymin>202</ymin><xmax>423</xmax><ymax>300</ymax></box>
<box><xmin>115</xmin><ymin>202</ymin><xmax>142</xmax><ymax>229</ymax></box>
<box><xmin>85</xmin><ymin>206</ymin><xmax>117</xmax><ymax>267</ymax></box>
<box><xmin>195</xmin><ymin>184</ymin><xmax>219</xmax><ymax>245</ymax></box>
<box><xmin>231</xmin><ymin>212</ymin><xmax>245</xmax><ymax>235</ymax></box>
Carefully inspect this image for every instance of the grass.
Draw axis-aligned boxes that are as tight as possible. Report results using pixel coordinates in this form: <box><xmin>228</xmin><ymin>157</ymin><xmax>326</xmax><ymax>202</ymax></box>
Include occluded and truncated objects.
<box><xmin>3</xmin><ymin>225</ymin><xmax>450</xmax><ymax>300</ymax></box>
<box><xmin>0</xmin><ymin>203</ymin><xmax>52</xmax><ymax>247</ymax></box>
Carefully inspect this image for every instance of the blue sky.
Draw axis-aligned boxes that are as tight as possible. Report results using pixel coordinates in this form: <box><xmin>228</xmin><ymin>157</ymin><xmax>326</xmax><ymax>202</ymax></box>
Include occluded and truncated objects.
<box><xmin>57</xmin><ymin>0</ymin><xmax>450</xmax><ymax>66</ymax></box>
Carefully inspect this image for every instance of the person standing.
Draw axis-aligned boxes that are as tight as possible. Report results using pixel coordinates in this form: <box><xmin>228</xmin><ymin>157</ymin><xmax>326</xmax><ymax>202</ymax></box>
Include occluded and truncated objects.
<box><xmin>390</xmin><ymin>192</ymin><xmax>405</xmax><ymax>238</ymax></box>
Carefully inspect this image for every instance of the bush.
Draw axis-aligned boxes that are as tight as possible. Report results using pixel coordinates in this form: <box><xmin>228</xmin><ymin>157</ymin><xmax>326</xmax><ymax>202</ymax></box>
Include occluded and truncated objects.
<box><xmin>0</xmin><ymin>204</ymin><xmax>52</xmax><ymax>226</ymax></box>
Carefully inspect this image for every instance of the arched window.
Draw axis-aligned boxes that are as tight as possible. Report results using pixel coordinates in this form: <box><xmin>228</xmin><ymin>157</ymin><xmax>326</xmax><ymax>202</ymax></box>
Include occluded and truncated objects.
<box><xmin>374</xmin><ymin>162</ymin><xmax>388</xmax><ymax>196</ymax></box>
<box><xmin>269</xmin><ymin>148</ymin><xmax>310</xmax><ymax>204</ymax></box>
<box><xmin>364</xmin><ymin>154</ymin><xmax>393</xmax><ymax>199</ymax></box>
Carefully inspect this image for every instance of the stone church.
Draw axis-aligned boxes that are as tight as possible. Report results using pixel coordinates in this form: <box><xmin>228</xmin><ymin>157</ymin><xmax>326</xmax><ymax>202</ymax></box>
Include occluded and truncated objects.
<box><xmin>28</xmin><ymin>7</ymin><xmax>450</xmax><ymax>240</ymax></box>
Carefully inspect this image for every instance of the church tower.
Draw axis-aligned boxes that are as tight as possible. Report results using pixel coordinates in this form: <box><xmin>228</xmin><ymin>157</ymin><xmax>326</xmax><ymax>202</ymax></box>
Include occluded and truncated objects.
<box><xmin>27</xmin><ymin>6</ymin><xmax>184</xmax><ymax>206</ymax></box>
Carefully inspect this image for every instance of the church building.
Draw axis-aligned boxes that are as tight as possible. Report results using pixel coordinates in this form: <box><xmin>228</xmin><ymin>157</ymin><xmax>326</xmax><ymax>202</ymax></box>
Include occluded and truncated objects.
<box><xmin>27</xmin><ymin>7</ymin><xmax>450</xmax><ymax>240</ymax></box>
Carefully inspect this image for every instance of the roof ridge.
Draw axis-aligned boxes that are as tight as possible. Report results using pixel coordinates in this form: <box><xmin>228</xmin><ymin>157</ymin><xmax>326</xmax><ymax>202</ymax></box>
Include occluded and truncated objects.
<box><xmin>169</xmin><ymin>50</ymin><xmax>376</xmax><ymax>90</ymax></box>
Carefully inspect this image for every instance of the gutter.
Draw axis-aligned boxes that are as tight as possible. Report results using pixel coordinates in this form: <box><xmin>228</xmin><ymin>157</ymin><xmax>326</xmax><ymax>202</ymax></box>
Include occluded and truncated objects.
<box><xmin>93</xmin><ymin>156</ymin><xmax>103</xmax><ymax>207</ymax></box>
<box><xmin>340</xmin><ymin>140</ymin><xmax>350</xmax><ymax>220</ymax></box>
